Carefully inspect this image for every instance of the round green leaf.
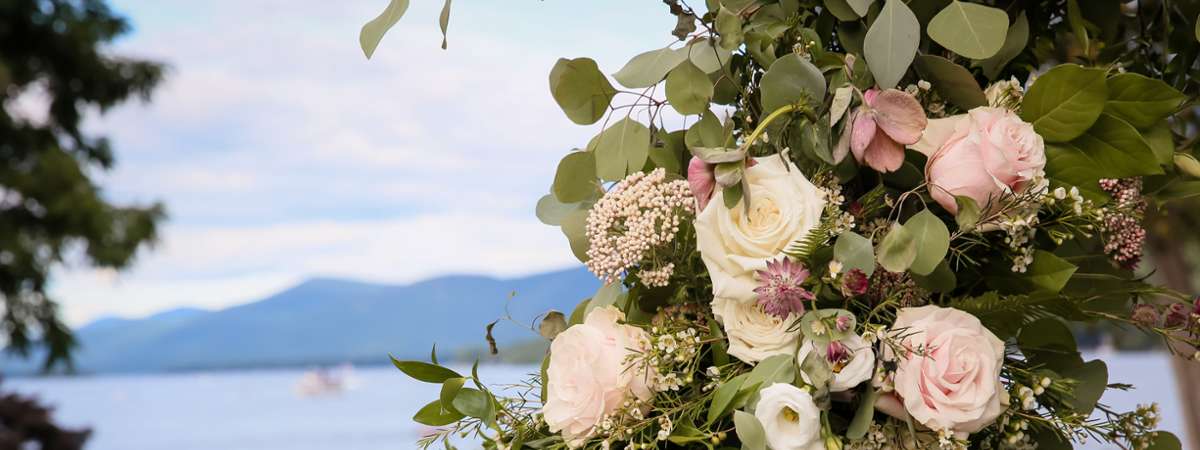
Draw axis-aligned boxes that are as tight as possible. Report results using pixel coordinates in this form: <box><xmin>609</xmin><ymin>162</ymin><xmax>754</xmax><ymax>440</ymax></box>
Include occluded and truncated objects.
<box><xmin>927</xmin><ymin>1</ymin><xmax>1009</xmax><ymax>59</ymax></box>
<box><xmin>876</xmin><ymin>223</ymin><xmax>917</xmax><ymax>273</ymax></box>
<box><xmin>552</xmin><ymin>151</ymin><xmax>597</xmax><ymax>203</ymax></box>
<box><xmin>613</xmin><ymin>46</ymin><xmax>687</xmax><ymax>89</ymax></box>
<box><xmin>549</xmin><ymin>58</ymin><xmax>617</xmax><ymax>125</ymax></box>
<box><xmin>833</xmin><ymin>231</ymin><xmax>875</xmax><ymax>276</ymax></box>
<box><xmin>733</xmin><ymin>411</ymin><xmax>766</xmax><ymax>450</ymax></box>
<box><xmin>905</xmin><ymin>209</ymin><xmax>951</xmax><ymax>276</ymax></box>
<box><xmin>589</xmin><ymin>118</ymin><xmax>651</xmax><ymax>181</ymax></box>
<box><xmin>977</xmin><ymin>12</ymin><xmax>1028</xmax><ymax>80</ymax></box>
<box><xmin>1020</xmin><ymin>64</ymin><xmax>1108</xmax><ymax>143</ymax></box>
<box><xmin>560</xmin><ymin>208</ymin><xmax>590</xmax><ymax>262</ymax></box>
<box><xmin>715</xmin><ymin>8</ymin><xmax>745</xmax><ymax>50</ymax></box>
<box><xmin>760</xmin><ymin>53</ymin><xmax>827</xmax><ymax>113</ymax></box>
<box><xmin>913</xmin><ymin>54</ymin><xmax>987</xmax><ymax>110</ymax></box>
<box><xmin>684</xmin><ymin>38</ymin><xmax>732</xmax><ymax>74</ymax></box>
<box><xmin>864</xmin><ymin>0</ymin><xmax>920</xmax><ymax>89</ymax></box>
<box><xmin>535</xmin><ymin>194</ymin><xmax>576</xmax><ymax>226</ymax></box>
<box><xmin>824</xmin><ymin>0</ymin><xmax>861</xmax><ymax>21</ymax></box>
<box><xmin>666</xmin><ymin>60</ymin><xmax>714</xmax><ymax>115</ymax></box>
<box><xmin>1147</xmin><ymin>432</ymin><xmax>1182</xmax><ymax>450</ymax></box>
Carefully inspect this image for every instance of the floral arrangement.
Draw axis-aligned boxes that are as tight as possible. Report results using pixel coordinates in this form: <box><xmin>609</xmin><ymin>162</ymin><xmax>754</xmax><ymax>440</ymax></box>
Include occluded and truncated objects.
<box><xmin>368</xmin><ymin>0</ymin><xmax>1200</xmax><ymax>449</ymax></box>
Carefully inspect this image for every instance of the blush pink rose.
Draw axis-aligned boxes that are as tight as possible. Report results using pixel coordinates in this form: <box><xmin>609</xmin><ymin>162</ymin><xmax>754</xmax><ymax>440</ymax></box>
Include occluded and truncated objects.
<box><xmin>885</xmin><ymin>305</ymin><xmax>1006</xmax><ymax>438</ymax></box>
<box><xmin>543</xmin><ymin>306</ymin><xmax>653</xmax><ymax>446</ymax></box>
<box><xmin>847</xmin><ymin>88</ymin><xmax>927</xmax><ymax>173</ymax></box>
<box><xmin>915</xmin><ymin>107</ymin><xmax>1045</xmax><ymax>215</ymax></box>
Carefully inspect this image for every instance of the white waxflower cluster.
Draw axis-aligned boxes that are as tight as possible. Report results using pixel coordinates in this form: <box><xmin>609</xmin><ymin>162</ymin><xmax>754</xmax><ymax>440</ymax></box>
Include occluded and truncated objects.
<box><xmin>822</xmin><ymin>183</ymin><xmax>856</xmax><ymax>235</ymax></box>
<box><xmin>998</xmin><ymin>212</ymin><xmax>1039</xmax><ymax>273</ymax></box>
<box><xmin>642</xmin><ymin>326</ymin><xmax>701</xmax><ymax>392</ymax></box>
<box><xmin>1012</xmin><ymin>376</ymin><xmax>1049</xmax><ymax>410</ymax></box>
<box><xmin>585</xmin><ymin>168</ymin><xmax>694</xmax><ymax>287</ymax></box>
<box><xmin>993</xmin><ymin>414</ymin><xmax>1035</xmax><ymax>450</ymax></box>
<box><xmin>985</xmin><ymin>77</ymin><xmax>1025</xmax><ymax>111</ymax></box>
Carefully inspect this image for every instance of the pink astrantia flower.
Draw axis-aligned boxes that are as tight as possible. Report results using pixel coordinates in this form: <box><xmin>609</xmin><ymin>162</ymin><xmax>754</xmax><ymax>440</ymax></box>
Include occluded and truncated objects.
<box><xmin>754</xmin><ymin>258</ymin><xmax>814</xmax><ymax>319</ymax></box>
<box><xmin>841</xmin><ymin>269</ymin><xmax>869</xmax><ymax>297</ymax></box>
<box><xmin>848</xmin><ymin>88</ymin><xmax>928</xmax><ymax>173</ymax></box>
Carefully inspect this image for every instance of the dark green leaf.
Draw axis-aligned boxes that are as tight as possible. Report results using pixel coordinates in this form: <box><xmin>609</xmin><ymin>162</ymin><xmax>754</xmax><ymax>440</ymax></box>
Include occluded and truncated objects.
<box><xmin>1020</xmin><ymin>65</ymin><xmax>1108</xmax><ymax>143</ymax></box>
<box><xmin>391</xmin><ymin>357</ymin><xmax>461</xmax><ymax>383</ymax></box>
<box><xmin>414</xmin><ymin>398</ymin><xmax>464</xmax><ymax>426</ymax></box>
<box><xmin>913</xmin><ymin>54</ymin><xmax>987</xmax><ymax>110</ymax></box>
<box><xmin>440</xmin><ymin>377</ymin><xmax>466</xmax><ymax>414</ymax></box>
<box><xmin>912</xmin><ymin>261</ymin><xmax>956</xmax><ymax>293</ymax></box>
<box><xmin>1061</xmin><ymin>360</ymin><xmax>1107</xmax><ymax>415</ymax></box>
<box><xmin>1071</xmin><ymin>114</ymin><xmax>1165</xmax><ymax>177</ymax></box>
<box><xmin>1102</xmin><ymin>73</ymin><xmax>1187</xmax><ymax>129</ymax></box>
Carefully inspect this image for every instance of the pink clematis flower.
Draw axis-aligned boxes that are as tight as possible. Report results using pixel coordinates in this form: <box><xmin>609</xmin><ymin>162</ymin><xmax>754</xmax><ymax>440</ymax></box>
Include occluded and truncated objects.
<box><xmin>848</xmin><ymin>89</ymin><xmax>928</xmax><ymax>173</ymax></box>
<box><xmin>687</xmin><ymin>157</ymin><xmax>715</xmax><ymax>211</ymax></box>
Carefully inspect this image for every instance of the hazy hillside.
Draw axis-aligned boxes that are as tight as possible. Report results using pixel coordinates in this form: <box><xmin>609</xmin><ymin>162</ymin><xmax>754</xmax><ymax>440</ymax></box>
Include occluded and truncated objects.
<box><xmin>6</xmin><ymin>268</ymin><xmax>598</xmax><ymax>374</ymax></box>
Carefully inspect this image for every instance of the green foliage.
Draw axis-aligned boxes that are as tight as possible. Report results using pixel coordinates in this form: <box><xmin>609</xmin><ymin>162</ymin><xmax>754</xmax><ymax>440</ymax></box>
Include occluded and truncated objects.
<box><xmin>1</xmin><ymin>0</ymin><xmax>166</xmax><ymax>370</ymax></box>
<box><xmin>665</xmin><ymin>61</ymin><xmax>714</xmax><ymax>115</ymax></box>
<box><xmin>1102</xmin><ymin>73</ymin><xmax>1187</xmax><ymax>129</ymax></box>
<box><xmin>1020</xmin><ymin>65</ymin><xmax>1108</xmax><ymax>142</ymax></box>
<box><xmin>548</xmin><ymin>58</ymin><xmax>617</xmax><ymax>125</ymax></box>
<box><xmin>613</xmin><ymin>46</ymin><xmax>687</xmax><ymax>89</ymax></box>
<box><xmin>876</xmin><ymin>223</ymin><xmax>917</xmax><ymax>273</ymax></box>
<box><xmin>927</xmin><ymin>1</ymin><xmax>1009</xmax><ymax>59</ymax></box>
<box><xmin>759</xmin><ymin>53</ymin><xmax>825</xmax><ymax>113</ymax></box>
<box><xmin>360</xmin><ymin>0</ymin><xmax>410</xmax><ymax>58</ymax></box>
<box><xmin>391</xmin><ymin>357</ymin><xmax>462</xmax><ymax>383</ymax></box>
<box><xmin>833</xmin><ymin>231</ymin><xmax>875</xmax><ymax>276</ymax></box>
<box><xmin>552</xmin><ymin>151</ymin><xmax>598</xmax><ymax>203</ymax></box>
<box><xmin>905</xmin><ymin>209</ymin><xmax>951</xmax><ymax>276</ymax></box>
<box><xmin>589</xmin><ymin>118</ymin><xmax>651</xmax><ymax>181</ymax></box>
<box><xmin>976</xmin><ymin>12</ymin><xmax>1029</xmax><ymax>80</ymax></box>
<box><xmin>733</xmin><ymin>410</ymin><xmax>766</xmax><ymax>450</ymax></box>
<box><xmin>913</xmin><ymin>54</ymin><xmax>987</xmax><ymax>110</ymax></box>
<box><xmin>863</xmin><ymin>0</ymin><xmax>920</xmax><ymax>89</ymax></box>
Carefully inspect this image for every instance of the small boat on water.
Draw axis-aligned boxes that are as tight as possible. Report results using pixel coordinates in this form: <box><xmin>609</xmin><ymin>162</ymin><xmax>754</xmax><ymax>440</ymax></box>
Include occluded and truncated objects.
<box><xmin>293</xmin><ymin>364</ymin><xmax>359</xmax><ymax>397</ymax></box>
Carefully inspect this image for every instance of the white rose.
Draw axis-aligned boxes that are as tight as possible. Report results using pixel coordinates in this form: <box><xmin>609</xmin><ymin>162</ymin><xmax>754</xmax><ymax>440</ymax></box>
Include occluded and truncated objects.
<box><xmin>543</xmin><ymin>306</ymin><xmax>652</xmax><ymax>447</ymax></box>
<box><xmin>885</xmin><ymin>305</ymin><xmax>1006</xmax><ymax>438</ymax></box>
<box><xmin>754</xmin><ymin>383</ymin><xmax>825</xmax><ymax>450</ymax></box>
<box><xmin>713</xmin><ymin>296</ymin><xmax>802</xmax><ymax>364</ymax></box>
<box><xmin>796</xmin><ymin>334</ymin><xmax>875</xmax><ymax>392</ymax></box>
<box><xmin>695</xmin><ymin>156</ymin><xmax>826</xmax><ymax>306</ymax></box>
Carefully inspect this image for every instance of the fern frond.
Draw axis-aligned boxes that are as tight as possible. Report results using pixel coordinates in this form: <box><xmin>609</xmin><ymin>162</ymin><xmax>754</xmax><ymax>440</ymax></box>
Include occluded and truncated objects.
<box><xmin>783</xmin><ymin>214</ymin><xmax>837</xmax><ymax>263</ymax></box>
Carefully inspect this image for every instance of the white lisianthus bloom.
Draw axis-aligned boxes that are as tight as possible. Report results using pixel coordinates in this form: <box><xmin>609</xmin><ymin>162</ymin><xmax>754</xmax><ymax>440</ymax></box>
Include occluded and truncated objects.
<box><xmin>696</xmin><ymin>156</ymin><xmax>824</xmax><ymax>365</ymax></box>
<box><xmin>754</xmin><ymin>383</ymin><xmax>825</xmax><ymax>450</ymax></box>
<box><xmin>796</xmin><ymin>334</ymin><xmax>875</xmax><ymax>392</ymax></box>
<box><xmin>712</xmin><ymin>297</ymin><xmax>801</xmax><ymax>364</ymax></box>
<box><xmin>695</xmin><ymin>156</ymin><xmax>827</xmax><ymax>306</ymax></box>
<box><xmin>543</xmin><ymin>306</ymin><xmax>653</xmax><ymax>447</ymax></box>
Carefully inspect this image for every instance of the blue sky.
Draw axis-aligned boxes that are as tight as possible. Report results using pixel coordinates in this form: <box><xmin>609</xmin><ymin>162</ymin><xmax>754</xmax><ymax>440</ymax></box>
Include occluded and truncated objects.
<box><xmin>52</xmin><ymin>0</ymin><xmax>679</xmax><ymax>324</ymax></box>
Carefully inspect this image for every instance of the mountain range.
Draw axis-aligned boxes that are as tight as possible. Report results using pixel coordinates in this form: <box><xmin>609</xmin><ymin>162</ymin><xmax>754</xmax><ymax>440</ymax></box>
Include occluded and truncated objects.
<box><xmin>3</xmin><ymin>267</ymin><xmax>599</xmax><ymax>374</ymax></box>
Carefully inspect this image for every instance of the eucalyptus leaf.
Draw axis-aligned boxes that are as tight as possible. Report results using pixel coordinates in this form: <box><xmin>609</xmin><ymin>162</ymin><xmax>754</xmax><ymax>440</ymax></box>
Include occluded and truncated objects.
<box><xmin>549</xmin><ymin>58</ymin><xmax>617</xmax><ymax>125</ymax></box>
<box><xmin>1020</xmin><ymin>65</ymin><xmax>1108</xmax><ymax>143</ymax></box>
<box><xmin>666</xmin><ymin>61</ymin><xmax>715</xmax><ymax>115</ymax></box>
<box><xmin>535</xmin><ymin>194</ymin><xmax>576</xmax><ymax>226</ymax></box>
<box><xmin>438</xmin><ymin>0</ymin><xmax>452</xmax><ymax>49</ymax></box>
<box><xmin>745</xmin><ymin>353</ymin><xmax>796</xmax><ymax>388</ymax></box>
<box><xmin>590</xmin><ymin>118</ymin><xmax>651</xmax><ymax>181</ymax></box>
<box><xmin>553</xmin><ymin>151</ymin><xmax>597</xmax><ymax>203</ymax></box>
<box><xmin>686</xmin><ymin>38</ymin><xmax>733</xmax><ymax>73</ymax></box>
<box><xmin>824</xmin><ymin>0</ymin><xmax>860</xmax><ymax>21</ymax></box>
<box><xmin>905</xmin><ymin>209</ymin><xmax>951</xmax><ymax>276</ymax></box>
<box><xmin>760</xmin><ymin>53</ymin><xmax>827</xmax><ymax>112</ymax></box>
<box><xmin>716</xmin><ymin>8</ymin><xmax>745</xmax><ymax>50</ymax></box>
<box><xmin>877</xmin><ymin>223</ymin><xmax>917</xmax><ymax>273</ymax></box>
<box><xmin>613</xmin><ymin>46</ymin><xmax>687</xmax><ymax>89</ymax></box>
<box><xmin>913</xmin><ymin>54</ymin><xmax>987</xmax><ymax>110</ymax></box>
<box><xmin>359</xmin><ymin>0</ymin><xmax>410</xmax><ymax>59</ymax></box>
<box><xmin>834</xmin><ymin>231</ymin><xmax>875</xmax><ymax>276</ymax></box>
<box><xmin>538</xmin><ymin>311</ymin><xmax>568</xmax><ymax>340</ymax></box>
<box><xmin>954</xmin><ymin>196</ymin><xmax>981</xmax><ymax>232</ymax></box>
<box><xmin>714</xmin><ymin>162</ymin><xmax>744</xmax><ymax>187</ymax></box>
<box><xmin>560</xmin><ymin>208</ymin><xmax>590</xmax><ymax>262</ymax></box>
<box><xmin>927</xmin><ymin>1</ymin><xmax>1008</xmax><ymax>59</ymax></box>
<box><xmin>847</xmin><ymin>0</ymin><xmax>875</xmax><ymax>16</ymax></box>
<box><xmin>863</xmin><ymin>0</ymin><xmax>920</xmax><ymax>89</ymax></box>
<box><xmin>977</xmin><ymin>12</ymin><xmax>1029</xmax><ymax>80</ymax></box>
<box><xmin>686</xmin><ymin>111</ymin><xmax>734</xmax><ymax>149</ymax></box>
<box><xmin>692</xmin><ymin>147</ymin><xmax>747</xmax><ymax>163</ymax></box>
<box><xmin>1102</xmin><ymin>73</ymin><xmax>1187</xmax><ymax>129</ymax></box>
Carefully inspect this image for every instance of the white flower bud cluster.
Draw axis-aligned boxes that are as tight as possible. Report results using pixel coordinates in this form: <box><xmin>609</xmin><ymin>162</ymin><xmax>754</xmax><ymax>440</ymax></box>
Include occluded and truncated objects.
<box><xmin>985</xmin><ymin>77</ymin><xmax>1025</xmax><ymax>111</ymax></box>
<box><xmin>642</xmin><ymin>326</ymin><xmax>701</xmax><ymax>392</ymax></box>
<box><xmin>585</xmin><ymin>168</ymin><xmax>694</xmax><ymax>287</ymax></box>
<box><xmin>994</xmin><ymin>414</ymin><xmax>1035</xmax><ymax>450</ymax></box>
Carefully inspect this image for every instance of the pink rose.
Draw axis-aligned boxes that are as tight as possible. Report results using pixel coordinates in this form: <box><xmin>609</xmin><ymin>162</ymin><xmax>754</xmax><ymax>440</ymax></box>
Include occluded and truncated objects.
<box><xmin>543</xmin><ymin>306</ymin><xmax>653</xmax><ymax>446</ymax></box>
<box><xmin>885</xmin><ymin>305</ymin><xmax>1006</xmax><ymax>437</ymax></box>
<box><xmin>914</xmin><ymin>107</ymin><xmax>1045</xmax><ymax>215</ymax></box>
<box><xmin>845</xmin><ymin>88</ymin><xmax>927</xmax><ymax>173</ymax></box>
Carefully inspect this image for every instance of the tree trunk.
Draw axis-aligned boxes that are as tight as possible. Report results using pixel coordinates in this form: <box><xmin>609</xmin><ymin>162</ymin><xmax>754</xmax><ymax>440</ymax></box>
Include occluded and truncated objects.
<box><xmin>1146</xmin><ymin>223</ymin><xmax>1199</xmax><ymax>450</ymax></box>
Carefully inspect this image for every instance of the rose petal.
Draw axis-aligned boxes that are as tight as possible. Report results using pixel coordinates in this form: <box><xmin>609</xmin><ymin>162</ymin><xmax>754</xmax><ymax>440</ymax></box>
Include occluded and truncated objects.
<box><xmin>871</xmin><ymin>89</ymin><xmax>928</xmax><ymax>145</ymax></box>
<box><xmin>687</xmin><ymin>156</ymin><xmax>715</xmax><ymax>211</ymax></box>
<box><xmin>908</xmin><ymin>116</ymin><xmax>963</xmax><ymax>157</ymax></box>
<box><xmin>862</xmin><ymin>129</ymin><xmax>906</xmax><ymax>173</ymax></box>
<box><xmin>849</xmin><ymin>107</ymin><xmax>876</xmax><ymax>162</ymax></box>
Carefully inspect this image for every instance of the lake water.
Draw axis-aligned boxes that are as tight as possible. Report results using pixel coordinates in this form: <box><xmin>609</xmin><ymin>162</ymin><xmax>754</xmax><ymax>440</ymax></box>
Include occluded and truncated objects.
<box><xmin>6</xmin><ymin>353</ymin><xmax>1194</xmax><ymax>450</ymax></box>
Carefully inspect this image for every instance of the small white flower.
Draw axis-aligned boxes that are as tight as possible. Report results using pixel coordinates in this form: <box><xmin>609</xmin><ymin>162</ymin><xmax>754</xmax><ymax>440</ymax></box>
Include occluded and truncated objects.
<box><xmin>828</xmin><ymin>260</ymin><xmax>844</xmax><ymax>278</ymax></box>
<box><xmin>754</xmin><ymin>384</ymin><xmax>825</xmax><ymax>450</ymax></box>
